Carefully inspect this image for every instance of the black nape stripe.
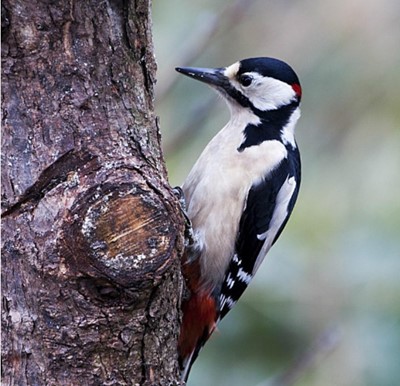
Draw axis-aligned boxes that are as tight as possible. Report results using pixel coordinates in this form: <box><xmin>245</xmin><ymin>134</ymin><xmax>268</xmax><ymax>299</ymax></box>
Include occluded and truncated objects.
<box><xmin>238</xmin><ymin>102</ymin><xmax>298</xmax><ymax>151</ymax></box>
<box><xmin>237</xmin><ymin>123</ymin><xmax>281</xmax><ymax>152</ymax></box>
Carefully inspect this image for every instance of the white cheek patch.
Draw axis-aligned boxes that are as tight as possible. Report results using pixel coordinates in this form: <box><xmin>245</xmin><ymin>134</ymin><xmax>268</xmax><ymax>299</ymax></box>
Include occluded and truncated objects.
<box><xmin>223</xmin><ymin>70</ymin><xmax>297</xmax><ymax>111</ymax></box>
<box><xmin>248</xmin><ymin>75</ymin><xmax>297</xmax><ymax>111</ymax></box>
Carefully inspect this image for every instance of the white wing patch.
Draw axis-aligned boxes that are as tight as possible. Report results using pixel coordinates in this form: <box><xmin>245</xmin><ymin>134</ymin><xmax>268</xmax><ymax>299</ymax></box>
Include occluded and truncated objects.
<box><xmin>253</xmin><ymin>175</ymin><xmax>297</xmax><ymax>274</ymax></box>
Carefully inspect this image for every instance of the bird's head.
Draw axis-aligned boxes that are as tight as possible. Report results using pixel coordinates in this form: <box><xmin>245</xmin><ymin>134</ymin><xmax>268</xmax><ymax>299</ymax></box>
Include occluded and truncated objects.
<box><xmin>176</xmin><ymin>57</ymin><xmax>301</xmax><ymax>116</ymax></box>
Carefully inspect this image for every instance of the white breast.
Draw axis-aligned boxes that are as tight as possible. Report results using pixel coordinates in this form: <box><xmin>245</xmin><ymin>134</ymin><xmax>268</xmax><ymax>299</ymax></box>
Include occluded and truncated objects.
<box><xmin>182</xmin><ymin>110</ymin><xmax>287</xmax><ymax>290</ymax></box>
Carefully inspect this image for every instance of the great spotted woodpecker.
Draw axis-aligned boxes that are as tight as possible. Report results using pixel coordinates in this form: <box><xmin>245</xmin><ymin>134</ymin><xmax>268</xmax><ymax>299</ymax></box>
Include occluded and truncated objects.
<box><xmin>175</xmin><ymin>57</ymin><xmax>302</xmax><ymax>381</ymax></box>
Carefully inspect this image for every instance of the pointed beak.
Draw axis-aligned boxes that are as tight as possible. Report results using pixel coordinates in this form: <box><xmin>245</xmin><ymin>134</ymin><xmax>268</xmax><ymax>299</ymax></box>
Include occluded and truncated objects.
<box><xmin>175</xmin><ymin>66</ymin><xmax>227</xmax><ymax>88</ymax></box>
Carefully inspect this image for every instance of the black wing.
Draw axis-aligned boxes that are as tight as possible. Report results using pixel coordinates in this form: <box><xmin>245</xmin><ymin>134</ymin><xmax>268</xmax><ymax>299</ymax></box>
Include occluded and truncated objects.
<box><xmin>218</xmin><ymin>148</ymin><xmax>300</xmax><ymax>320</ymax></box>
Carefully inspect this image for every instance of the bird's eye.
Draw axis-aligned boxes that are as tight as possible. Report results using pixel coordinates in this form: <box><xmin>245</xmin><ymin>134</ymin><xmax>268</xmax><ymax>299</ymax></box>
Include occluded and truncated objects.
<box><xmin>238</xmin><ymin>74</ymin><xmax>253</xmax><ymax>87</ymax></box>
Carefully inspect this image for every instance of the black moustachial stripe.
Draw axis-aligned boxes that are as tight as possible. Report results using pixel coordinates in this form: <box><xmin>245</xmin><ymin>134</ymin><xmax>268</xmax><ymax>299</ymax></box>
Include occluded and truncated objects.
<box><xmin>218</xmin><ymin>79</ymin><xmax>254</xmax><ymax>110</ymax></box>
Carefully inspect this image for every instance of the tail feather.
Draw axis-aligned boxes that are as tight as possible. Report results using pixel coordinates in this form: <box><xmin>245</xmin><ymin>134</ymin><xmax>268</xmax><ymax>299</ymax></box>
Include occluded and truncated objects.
<box><xmin>178</xmin><ymin>291</ymin><xmax>218</xmax><ymax>382</ymax></box>
<box><xmin>180</xmin><ymin>350</ymin><xmax>195</xmax><ymax>383</ymax></box>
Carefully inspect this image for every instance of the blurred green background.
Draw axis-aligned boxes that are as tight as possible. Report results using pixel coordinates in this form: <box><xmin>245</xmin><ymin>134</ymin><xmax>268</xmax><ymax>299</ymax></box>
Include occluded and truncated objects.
<box><xmin>153</xmin><ymin>1</ymin><xmax>400</xmax><ymax>385</ymax></box>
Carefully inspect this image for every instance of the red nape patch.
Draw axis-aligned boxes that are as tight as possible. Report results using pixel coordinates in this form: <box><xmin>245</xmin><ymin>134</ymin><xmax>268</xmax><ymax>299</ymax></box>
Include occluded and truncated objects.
<box><xmin>292</xmin><ymin>83</ymin><xmax>302</xmax><ymax>98</ymax></box>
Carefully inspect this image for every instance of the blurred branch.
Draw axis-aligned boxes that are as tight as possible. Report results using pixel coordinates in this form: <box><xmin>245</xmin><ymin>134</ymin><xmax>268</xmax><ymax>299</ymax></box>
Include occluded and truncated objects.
<box><xmin>160</xmin><ymin>0</ymin><xmax>259</xmax><ymax>157</ymax></box>
<box><xmin>157</xmin><ymin>0</ymin><xmax>259</xmax><ymax>101</ymax></box>
<box><xmin>257</xmin><ymin>325</ymin><xmax>341</xmax><ymax>386</ymax></box>
<box><xmin>163</xmin><ymin>96</ymin><xmax>218</xmax><ymax>155</ymax></box>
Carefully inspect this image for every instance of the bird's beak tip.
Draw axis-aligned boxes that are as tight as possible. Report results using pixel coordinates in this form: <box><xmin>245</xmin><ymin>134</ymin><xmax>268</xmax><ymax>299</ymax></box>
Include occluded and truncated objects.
<box><xmin>175</xmin><ymin>66</ymin><xmax>225</xmax><ymax>87</ymax></box>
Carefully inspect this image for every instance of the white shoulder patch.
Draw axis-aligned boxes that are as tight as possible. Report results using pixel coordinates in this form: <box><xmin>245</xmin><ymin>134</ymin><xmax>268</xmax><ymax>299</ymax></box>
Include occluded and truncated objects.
<box><xmin>281</xmin><ymin>107</ymin><xmax>301</xmax><ymax>148</ymax></box>
<box><xmin>253</xmin><ymin>175</ymin><xmax>297</xmax><ymax>274</ymax></box>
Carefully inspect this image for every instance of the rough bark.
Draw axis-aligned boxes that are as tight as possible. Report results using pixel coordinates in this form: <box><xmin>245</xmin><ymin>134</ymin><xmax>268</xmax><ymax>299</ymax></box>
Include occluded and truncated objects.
<box><xmin>1</xmin><ymin>1</ymin><xmax>184</xmax><ymax>385</ymax></box>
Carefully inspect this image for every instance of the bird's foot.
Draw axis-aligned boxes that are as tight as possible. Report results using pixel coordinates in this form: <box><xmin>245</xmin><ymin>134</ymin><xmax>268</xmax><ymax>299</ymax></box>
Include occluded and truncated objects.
<box><xmin>173</xmin><ymin>187</ymin><xmax>195</xmax><ymax>248</ymax></box>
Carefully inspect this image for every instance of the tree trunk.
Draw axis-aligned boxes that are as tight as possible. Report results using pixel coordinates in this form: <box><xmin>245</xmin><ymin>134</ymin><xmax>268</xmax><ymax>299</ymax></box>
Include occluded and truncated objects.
<box><xmin>1</xmin><ymin>1</ymin><xmax>185</xmax><ymax>385</ymax></box>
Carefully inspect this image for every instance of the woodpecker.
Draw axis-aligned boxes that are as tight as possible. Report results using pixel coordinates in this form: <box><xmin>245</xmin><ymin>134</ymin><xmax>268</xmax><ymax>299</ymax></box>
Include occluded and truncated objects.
<box><xmin>175</xmin><ymin>57</ymin><xmax>302</xmax><ymax>382</ymax></box>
